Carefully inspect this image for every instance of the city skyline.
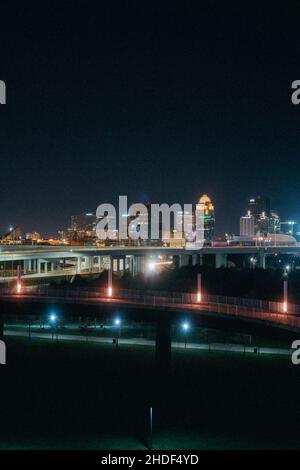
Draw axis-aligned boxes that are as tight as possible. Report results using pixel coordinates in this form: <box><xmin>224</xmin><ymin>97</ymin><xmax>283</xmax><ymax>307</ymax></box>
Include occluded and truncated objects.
<box><xmin>3</xmin><ymin>192</ymin><xmax>300</xmax><ymax>244</ymax></box>
<box><xmin>1</xmin><ymin>4</ymin><xmax>300</xmax><ymax>236</ymax></box>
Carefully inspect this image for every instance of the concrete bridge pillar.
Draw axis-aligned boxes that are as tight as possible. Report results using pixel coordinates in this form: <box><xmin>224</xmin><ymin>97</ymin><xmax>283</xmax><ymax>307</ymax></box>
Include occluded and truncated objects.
<box><xmin>192</xmin><ymin>254</ymin><xmax>199</xmax><ymax>266</ymax></box>
<box><xmin>81</xmin><ymin>257</ymin><xmax>87</xmax><ymax>270</ymax></box>
<box><xmin>37</xmin><ymin>260</ymin><xmax>42</xmax><ymax>274</ymax></box>
<box><xmin>32</xmin><ymin>259</ymin><xmax>37</xmax><ymax>273</ymax></box>
<box><xmin>216</xmin><ymin>253</ymin><xmax>227</xmax><ymax>268</ymax></box>
<box><xmin>112</xmin><ymin>258</ymin><xmax>118</xmax><ymax>272</ymax></box>
<box><xmin>95</xmin><ymin>256</ymin><xmax>101</xmax><ymax>270</ymax></box>
<box><xmin>179</xmin><ymin>254</ymin><xmax>190</xmax><ymax>268</ymax></box>
<box><xmin>24</xmin><ymin>259</ymin><xmax>32</xmax><ymax>273</ymax></box>
<box><xmin>77</xmin><ymin>257</ymin><xmax>82</xmax><ymax>273</ymax></box>
<box><xmin>118</xmin><ymin>257</ymin><xmax>125</xmax><ymax>272</ymax></box>
<box><xmin>87</xmin><ymin>256</ymin><xmax>94</xmax><ymax>272</ymax></box>
<box><xmin>258</xmin><ymin>252</ymin><xmax>266</xmax><ymax>269</ymax></box>
<box><xmin>129</xmin><ymin>256</ymin><xmax>135</xmax><ymax>276</ymax></box>
<box><xmin>130</xmin><ymin>256</ymin><xmax>145</xmax><ymax>276</ymax></box>
<box><xmin>139</xmin><ymin>256</ymin><xmax>145</xmax><ymax>273</ymax></box>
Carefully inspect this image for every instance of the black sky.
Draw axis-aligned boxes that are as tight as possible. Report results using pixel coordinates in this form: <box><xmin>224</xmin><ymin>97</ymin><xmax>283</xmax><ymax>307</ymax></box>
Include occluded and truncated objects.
<box><xmin>1</xmin><ymin>1</ymin><xmax>300</xmax><ymax>236</ymax></box>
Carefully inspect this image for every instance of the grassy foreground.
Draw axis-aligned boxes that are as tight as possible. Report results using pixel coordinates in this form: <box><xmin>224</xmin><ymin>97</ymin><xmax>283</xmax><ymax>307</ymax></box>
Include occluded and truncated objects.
<box><xmin>0</xmin><ymin>336</ymin><xmax>299</xmax><ymax>449</ymax></box>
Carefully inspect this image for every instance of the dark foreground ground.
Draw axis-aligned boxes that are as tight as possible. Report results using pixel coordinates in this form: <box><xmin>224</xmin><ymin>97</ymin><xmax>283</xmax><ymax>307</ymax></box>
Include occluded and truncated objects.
<box><xmin>0</xmin><ymin>337</ymin><xmax>299</xmax><ymax>450</ymax></box>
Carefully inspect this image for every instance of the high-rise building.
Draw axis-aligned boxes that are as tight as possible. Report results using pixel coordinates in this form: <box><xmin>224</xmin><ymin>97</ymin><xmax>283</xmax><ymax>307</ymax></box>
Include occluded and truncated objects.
<box><xmin>25</xmin><ymin>231</ymin><xmax>41</xmax><ymax>241</ymax></box>
<box><xmin>248</xmin><ymin>196</ymin><xmax>271</xmax><ymax>220</ymax></box>
<box><xmin>71</xmin><ymin>213</ymin><xmax>96</xmax><ymax>233</ymax></box>
<box><xmin>269</xmin><ymin>210</ymin><xmax>280</xmax><ymax>234</ymax></box>
<box><xmin>240</xmin><ymin>212</ymin><xmax>255</xmax><ymax>237</ymax></box>
<box><xmin>247</xmin><ymin>196</ymin><xmax>279</xmax><ymax>235</ymax></box>
<box><xmin>195</xmin><ymin>194</ymin><xmax>215</xmax><ymax>244</ymax></box>
<box><xmin>60</xmin><ymin>213</ymin><xmax>97</xmax><ymax>242</ymax></box>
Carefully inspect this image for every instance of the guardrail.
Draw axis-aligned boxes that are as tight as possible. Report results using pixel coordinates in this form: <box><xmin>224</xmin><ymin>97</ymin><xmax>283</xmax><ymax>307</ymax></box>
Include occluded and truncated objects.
<box><xmin>1</xmin><ymin>284</ymin><xmax>300</xmax><ymax>330</ymax></box>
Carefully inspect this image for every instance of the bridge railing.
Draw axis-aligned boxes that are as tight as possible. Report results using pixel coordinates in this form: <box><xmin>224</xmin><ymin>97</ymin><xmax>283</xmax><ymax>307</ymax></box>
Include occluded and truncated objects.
<box><xmin>1</xmin><ymin>285</ymin><xmax>300</xmax><ymax>326</ymax></box>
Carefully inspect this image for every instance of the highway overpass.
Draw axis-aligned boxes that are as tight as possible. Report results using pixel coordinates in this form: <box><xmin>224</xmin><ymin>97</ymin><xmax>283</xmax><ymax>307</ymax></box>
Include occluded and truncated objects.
<box><xmin>0</xmin><ymin>244</ymin><xmax>300</xmax><ymax>281</ymax></box>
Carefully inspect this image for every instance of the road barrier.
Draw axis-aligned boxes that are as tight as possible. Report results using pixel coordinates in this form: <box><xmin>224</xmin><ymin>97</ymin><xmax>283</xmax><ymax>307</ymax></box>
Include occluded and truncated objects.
<box><xmin>1</xmin><ymin>285</ymin><xmax>300</xmax><ymax>330</ymax></box>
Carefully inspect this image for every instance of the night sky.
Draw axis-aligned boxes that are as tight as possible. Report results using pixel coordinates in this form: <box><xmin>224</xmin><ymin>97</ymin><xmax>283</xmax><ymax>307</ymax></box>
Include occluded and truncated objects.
<box><xmin>1</xmin><ymin>2</ymin><xmax>300</xmax><ymax>236</ymax></box>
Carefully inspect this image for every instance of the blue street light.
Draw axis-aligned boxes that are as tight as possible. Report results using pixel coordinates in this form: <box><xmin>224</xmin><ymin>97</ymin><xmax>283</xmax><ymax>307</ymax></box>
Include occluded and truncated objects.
<box><xmin>114</xmin><ymin>317</ymin><xmax>122</xmax><ymax>348</ymax></box>
<box><xmin>181</xmin><ymin>321</ymin><xmax>190</xmax><ymax>349</ymax></box>
<box><xmin>49</xmin><ymin>313</ymin><xmax>57</xmax><ymax>323</ymax></box>
<box><xmin>49</xmin><ymin>312</ymin><xmax>59</xmax><ymax>341</ymax></box>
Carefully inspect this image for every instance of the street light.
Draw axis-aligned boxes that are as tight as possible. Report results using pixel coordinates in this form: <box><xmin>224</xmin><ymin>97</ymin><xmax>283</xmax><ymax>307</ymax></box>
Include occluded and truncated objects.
<box><xmin>181</xmin><ymin>321</ymin><xmax>190</xmax><ymax>349</ymax></box>
<box><xmin>107</xmin><ymin>261</ymin><xmax>113</xmax><ymax>297</ymax></box>
<box><xmin>197</xmin><ymin>273</ymin><xmax>202</xmax><ymax>302</ymax></box>
<box><xmin>49</xmin><ymin>313</ymin><xmax>58</xmax><ymax>340</ymax></box>
<box><xmin>283</xmin><ymin>267</ymin><xmax>289</xmax><ymax>314</ymax></box>
<box><xmin>16</xmin><ymin>264</ymin><xmax>22</xmax><ymax>294</ymax></box>
<box><xmin>114</xmin><ymin>317</ymin><xmax>122</xmax><ymax>348</ymax></box>
<box><xmin>49</xmin><ymin>313</ymin><xmax>57</xmax><ymax>323</ymax></box>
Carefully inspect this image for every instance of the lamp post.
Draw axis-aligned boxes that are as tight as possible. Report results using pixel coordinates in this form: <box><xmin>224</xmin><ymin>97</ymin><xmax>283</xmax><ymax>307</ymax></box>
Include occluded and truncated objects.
<box><xmin>16</xmin><ymin>264</ymin><xmax>22</xmax><ymax>294</ymax></box>
<box><xmin>182</xmin><ymin>322</ymin><xmax>190</xmax><ymax>349</ymax></box>
<box><xmin>149</xmin><ymin>406</ymin><xmax>153</xmax><ymax>450</ymax></box>
<box><xmin>114</xmin><ymin>317</ymin><xmax>121</xmax><ymax>348</ymax></box>
<box><xmin>197</xmin><ymin>273</ymin><xmax>202</xmax><ymax>302</ymax></box>
<box><xmin>108</xmin><ymin>258</ymin><xmax>113</xmax><ymax>297</ymax></box>
<box><xmin>283</xmin><ymin>266</ymin><xmax>290</xmax><ymax>313</ymax></box>
<box><xmin>49</xmin><ymin>313</ymin><xmax>58</xmax><ymax>341</ymax></box>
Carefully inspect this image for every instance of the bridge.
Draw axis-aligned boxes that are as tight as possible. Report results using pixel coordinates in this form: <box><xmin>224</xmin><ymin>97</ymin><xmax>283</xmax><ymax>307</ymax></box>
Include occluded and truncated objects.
<box><xmin>1</xmin><ymin>243</ymin><xmax>300</xmax><ymax>281</ymax></box>
<box><xmin>1</xmin><ymin>284</ymin><xmax>298</xmax><ymax>369</ymax></box>
<box><xmin>0</xmin><ymin>284</ymin><xmax>299</xmax><ymax>332</ymax></box>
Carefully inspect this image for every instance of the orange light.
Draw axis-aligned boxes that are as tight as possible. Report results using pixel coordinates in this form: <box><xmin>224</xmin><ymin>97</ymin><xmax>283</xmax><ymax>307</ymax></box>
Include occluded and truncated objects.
<box><xmin>17</xmin><ymin>282</ymin><xmax>22</xmax><ymax>294</ymax></box>
<box><xmin>197</xmin><ymin>292</ymin><xmax>202</xmax><ymax>302</ymax></box>
<box><xmin>283</xmin><ymin>301</ymin><xmax>288</xmax><ymax>313</ymax></box>
<box><xmin>108</xmin><ymin>287</ymin><xmax>112</xmax><ymax>297</ymax></box>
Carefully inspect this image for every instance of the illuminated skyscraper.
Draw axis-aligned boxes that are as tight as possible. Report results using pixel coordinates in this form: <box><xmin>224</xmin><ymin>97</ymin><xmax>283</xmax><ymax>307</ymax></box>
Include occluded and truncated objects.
<box><xmin>195</xmin><ymin>194</ymin><xmax>215</xmax><ymax>244</ymax></box>
<box><xmin>248</xmin><ymin>196</ymin><xmax>271</xmax><ymax>220</ymax></box>
<box><xmin>240</xmin><ymin>212</ymin><xmax>255</xmax><ymax>237</ymax></box>
<box><xmin>247</xmin><ymin>196</ymin><xmax>280</xmax><ymax>235</ymax></box>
